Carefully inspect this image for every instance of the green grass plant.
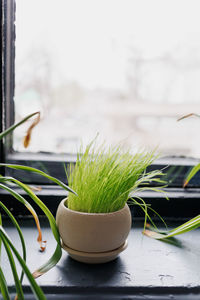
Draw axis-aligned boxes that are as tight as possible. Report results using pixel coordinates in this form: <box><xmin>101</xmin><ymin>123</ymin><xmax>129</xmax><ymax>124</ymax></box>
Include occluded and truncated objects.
<box><xmin>67</xmin><ymin>142</ymin><xmax>165</xmax><ymax>214</ymax></box>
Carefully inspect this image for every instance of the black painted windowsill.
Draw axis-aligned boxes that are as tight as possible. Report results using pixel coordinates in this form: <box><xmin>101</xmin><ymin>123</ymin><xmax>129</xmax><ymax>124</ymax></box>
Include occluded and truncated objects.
<box><xmin>1</xmin><ymin>207</ymin><xmax>200</xmax><ymax>300</ymax></box>
<box><xmin>1</xmin><ymin>186</ymin><xmax>200</xmax><ymax>219</ymax></box>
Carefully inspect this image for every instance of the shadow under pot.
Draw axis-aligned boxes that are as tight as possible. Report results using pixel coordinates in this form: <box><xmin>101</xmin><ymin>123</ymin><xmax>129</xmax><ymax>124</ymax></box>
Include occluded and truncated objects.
<box><xmin>56</xmin><ymin>198</ymin><xmax>132</xmax><ymax>264</ymax></box>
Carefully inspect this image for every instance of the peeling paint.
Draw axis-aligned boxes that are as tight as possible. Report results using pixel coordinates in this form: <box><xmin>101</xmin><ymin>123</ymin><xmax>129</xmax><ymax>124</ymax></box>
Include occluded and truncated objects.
<box><xmin>119</xmin><ymin>271</ymin><xmax>132</xmax><ymax>282</ymax></box>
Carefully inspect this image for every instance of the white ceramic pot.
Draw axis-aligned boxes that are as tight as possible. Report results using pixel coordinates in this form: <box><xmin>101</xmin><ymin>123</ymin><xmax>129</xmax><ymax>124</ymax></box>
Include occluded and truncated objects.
<box><xmin>56</xmin><ymin>198</ymin><xmax>132</xmax><ymax>263</ymax></box>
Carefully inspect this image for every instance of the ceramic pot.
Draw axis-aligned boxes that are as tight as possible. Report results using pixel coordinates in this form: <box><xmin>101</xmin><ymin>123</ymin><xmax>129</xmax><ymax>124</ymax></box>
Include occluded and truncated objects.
<box><xmin>56</xmin><ymin>198</ymin><xmax>132</xmax><ymax>263</ymax></box>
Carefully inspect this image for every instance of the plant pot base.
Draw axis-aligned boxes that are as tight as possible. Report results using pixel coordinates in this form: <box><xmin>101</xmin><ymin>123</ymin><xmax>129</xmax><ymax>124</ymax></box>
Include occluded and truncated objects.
<box><xmin>62</xmin><ymin>240</ymin><xmax>128</xmax><ymax>264</ymax></box>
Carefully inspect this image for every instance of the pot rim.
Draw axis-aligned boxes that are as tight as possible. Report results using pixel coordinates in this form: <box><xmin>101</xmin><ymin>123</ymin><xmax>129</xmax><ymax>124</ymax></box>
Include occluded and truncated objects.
<box><xmin>60</xmin><ymin>198</ymin><xmax>128</xmax><ymax>216</ymax></box>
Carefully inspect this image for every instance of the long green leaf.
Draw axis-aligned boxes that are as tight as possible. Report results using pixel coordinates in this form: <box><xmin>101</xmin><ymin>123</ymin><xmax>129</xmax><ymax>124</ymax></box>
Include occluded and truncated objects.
<box><xmin>0</xmin><ymin>112</ymin><xmax>39</xmax><ymax>141</ymax></box>
<box><xmin>0</xmin><ymin>213</ymin><xmax>2</xmax><ymax>255</ymax></box>
<box><xmin>178</xmin><ymin>113</ymin><xmax>200</xmax><ymax>187</ymax></box>
<box><xmin>32</xmin><ymin>244</ymin><xmax>62</xmax><ymax>278</ymax></box>
<box><xmin>183</xmin><ymin>163</ymin><xmax>200</xmax><ymax>187</ymax></box>
<box><xmin>0</xmin><ymin>214</ymin><xmax>11</xmax><ymax>300</ymax></box>
<box><xmin>144</xmin><ymin>215</ymin><xmax>200</xmax><ymax>239</ymax></box>
<box><xmin>0</xmin><ymin>177</ymin><xmax>62</xmax><ymax>278</ymax></box>
<box><xmin>0</xmin><ymin>201</ymin><xmax>26</xmax><ymax>282</ymax></box>
<box><xmin>1</xmin><ymin>237</ymin><xmax>24</xmax><ymax>300</ymax></box>
<box><xmin>0</xmin><ymin>183</ymin><xmax>46</xmax><ymax>252</ymax></box>
<box><xmin>0</xmin><ymin>178</ymin><xmax>59</xmax><ymax>240</ymax></box>
<box><xmin>0</xmin><ymin>164</ymin><xmax>77</xmax><ymax>195</ymax></box>
<box><xmin>0</xmin><ymin>267</ymin><xmax>11</xmax><ymax>300</ymax></box>
<box><xmin>0</xmin><ymin>226</ymin><xmax>46</xmax><ymax>300</ymax></box>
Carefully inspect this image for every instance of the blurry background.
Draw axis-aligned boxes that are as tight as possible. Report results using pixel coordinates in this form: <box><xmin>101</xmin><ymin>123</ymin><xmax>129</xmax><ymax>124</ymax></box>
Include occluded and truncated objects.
<box><xmin>14</xmin><ymin>0</ymin><xmax>200</xmax><ymax>157</ymax></box>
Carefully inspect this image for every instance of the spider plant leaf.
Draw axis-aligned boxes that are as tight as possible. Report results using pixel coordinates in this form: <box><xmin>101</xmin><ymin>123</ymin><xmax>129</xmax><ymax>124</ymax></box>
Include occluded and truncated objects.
<box><xmin>0</xmin><ymin>177</ymin><xmax>62</xmax><ymax>278</ymax></box>
<box><xmin>0</xmin><ymin>177</ymin><xmax>60</xmax><ymax>240</ymax></box>
<box><xmin>143</xmin><ymin>215</ymin><xmax>200</xmax><ymax>239</ymax></box>
<box><xmin>0</xmin><ymin>267</ymin><xmax>10</xmax><ymax>300</ymax></box>
<box><xmin>0</xmin><ymin>213</ymin><xmax>2</xmax><ymax>253</ymax></box>
<box><xmin>178</xmin><ymin>113</ymin><xmax>200</xmax><ymax>187</ymax></box>
<box><xmin>0</xmin><ymin>112</ymin><xmax>40</xmax><ymax>141</ymax></box>
<box><xmin>0</xmin><ymin>226</ymin><xmax>46</xmax><ymax>300</ymax></box>
<box><xmin>177</xmin><ymin>113</ymin><xmax>200</xmax><ymax>121</ymax></box>
<box><xmin>183</xmin><ymin>163</ymin><xmax>200</xmax><ymax>187</ymax></box>
<box><xmin>0</xmin><ymin>201</ymin><xmax>26</xmax><ymax>283</ymax></box>
<box><xmin>0</xmin><ymin>164</ymin><xmax>77</xmax><ymax>195</ymax></box>
<box><xmin>0</xmin><ymin>215</ymin><xmax>10</xmax><ymax>300</ymax></box>
<box><xmin>23</xmin><ymin>112</ymin><xmax>40</xmax><ymax>148</ymax></box>
<box><xmin>1</xmin><ymin>237</ymin><xmax>24</xmax><ymax>300</ymax></box>
<box><xmin>0</xmin><ymin>183</ymin><xmax>46</xmax><ymax>252</ymax></box>
<box><xmin>32</xmin><ymin>243</ymin><xmax>62</xmax><ymax>278</ymax></box>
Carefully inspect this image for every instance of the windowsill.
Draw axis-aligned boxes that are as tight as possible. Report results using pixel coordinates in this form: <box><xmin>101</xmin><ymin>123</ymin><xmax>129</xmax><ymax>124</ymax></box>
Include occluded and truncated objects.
<box><xmin>1</xmin><ymin>186</ymin><xmax>200</xmax><ymax>219</ymax></box>
<box><xmin>2</xmin><ymin>216</ymin><xmax>200</xmax><ymax>299</ymax></box>
<box><xmin>6</xmin><ymin>151</ymin><xmax>200</xmax><ymax>188</ymax></box>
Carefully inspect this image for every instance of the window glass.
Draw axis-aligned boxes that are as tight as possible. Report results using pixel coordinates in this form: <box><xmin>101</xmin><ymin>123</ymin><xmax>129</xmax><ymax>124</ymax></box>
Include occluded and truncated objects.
<box><xmin>14</xmin><ymin>0</ymin><xmax>200</xmax><ymax>156</ymax></box>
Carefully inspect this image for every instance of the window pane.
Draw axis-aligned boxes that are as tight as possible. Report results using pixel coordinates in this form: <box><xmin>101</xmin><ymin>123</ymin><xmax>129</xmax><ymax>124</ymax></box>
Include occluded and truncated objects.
<box><xmin>14</xmin><ymin>0</ymin><xmax>200</xmax><ymax>156</ymax></box>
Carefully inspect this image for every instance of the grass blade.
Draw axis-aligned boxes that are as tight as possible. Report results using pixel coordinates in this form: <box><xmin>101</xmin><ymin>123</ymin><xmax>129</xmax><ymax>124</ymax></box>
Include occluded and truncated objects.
<box><xmin>130</xmin><ymin>197</ymin><xmax>157</xmax><ymax>230</ymax></box>
<box><xmin>144</xmin><ymin>215</ymin><xmax>200</xmax><ymax>239</ymax></box>
<box><xmin>0</xmin><ymin>201</ymin><xmax>26</xmax><ymax>282</ymax></box>
<box><xmin>0</xmin><ymin>164</ymin><xmax>77</xmax><ymax>195</ymax></box>
<box><xmin>183</xmin><ymin>163</ymin><xmax>200</xmax><ymax>187</ymax></box>
<box><xmin>0</xmin><ymin>112</ymin><xmax>40</xmax><ymax>141</ymax></box>
<box><xmin>0</xmin><ymin>183</ymin><xmax>46</xmax><ymax>252</ymax></box>
<box><xmin>0</xmin><ymin>226</ymin><xmax>46</xmax><ymax>300</ymax></box>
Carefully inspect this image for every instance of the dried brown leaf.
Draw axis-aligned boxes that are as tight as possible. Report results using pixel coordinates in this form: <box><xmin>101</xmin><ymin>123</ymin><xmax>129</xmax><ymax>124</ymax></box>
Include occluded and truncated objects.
<box><xmin>177</xmin><ymin>113</ymin><xmax>200</xmax><ymax>122</ymax></box>
<box><xmin>23</xmin><ymin>112</ymin><xmax>40</xmax><ymax>148</ymax></box>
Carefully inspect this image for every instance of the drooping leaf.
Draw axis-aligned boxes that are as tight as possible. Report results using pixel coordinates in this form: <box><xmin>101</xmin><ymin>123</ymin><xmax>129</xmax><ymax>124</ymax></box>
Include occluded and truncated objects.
<box><xmin>2</xmin><ymin>236</ymin><xmax>24</xmax><ymax>300</ymax></box>
<box><xmin>143</xmin><ymin>215</ymin><xmax>200</xmax><ymax>239</ymax></box>
<box><xmin>0</xmin><ymin>183</ymin><xmax>46</xmax><ymax>252</ymax></box>
<box><xmin>0</xmin><ymin>201</ymin><xmax>26</xmax><ymax>282</ymax></box>
<box><xmin>32</xmin><ymin>243</ymin><xmax>62</xmax><ymax>278</ymax></box>
<box><xmin>0</xmin><ymin>112</ymin><xmax>40</xmax><ymax>141</ymax></box>
<box><xmin>177</xmin><ymin>113</ymin><xmax>200</xmax><ymax>122</ymax></box>
<box><xmin>0</xmin><ymin>267</ymin><xmax>10</xmax><ymax>300</ymax></box>
<box><xmin>177</xmin><ymin>113</ymin><xmax>200</xmax><ymax>187</ymax></box>
<box><xmin>183</xmin><ymin>163</ymin><xmax>200</xmax><ymax>187</ymax></box>
<box><xmin>0</xmin><ymin>214</ymin><xmax>11</xmax><ymax>300</ymax></box>
<box><xmin>0</xmin><ymin>226</ymin><xmax>46</xmax><ymax>300</ymax></box>
<box><xmin>23</xmin><ymin>112</ymin><xmax>40</xmax><ymax>148</ymax></box>
<box><xmin>0</xmin><ymin>177</ymin><xmax>62</xmax><ymax>278</ymax></box>
<box><xmin>0</xmin><ymin>213</ymin><xmax>2</xmax><ymax>254</ymax></box>
<box><xmin>0</xmin><ymin>164</ymin><xmax>77</xmax><ymax>195</ymax></box>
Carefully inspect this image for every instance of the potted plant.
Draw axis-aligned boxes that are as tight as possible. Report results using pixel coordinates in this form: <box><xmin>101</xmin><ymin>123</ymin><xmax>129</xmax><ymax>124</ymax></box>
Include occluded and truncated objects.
<box><xmin>56</xmin><ymin>142</ymin><xmax>165</xmax><ymax>263</ymax></box>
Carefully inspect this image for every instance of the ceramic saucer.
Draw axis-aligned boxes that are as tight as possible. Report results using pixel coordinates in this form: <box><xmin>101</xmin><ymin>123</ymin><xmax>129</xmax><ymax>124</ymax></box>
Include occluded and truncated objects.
<box><xmin>62</xmin><ymin>240</ymin><xmax>128</xmax><ymax>264</ymax></box>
